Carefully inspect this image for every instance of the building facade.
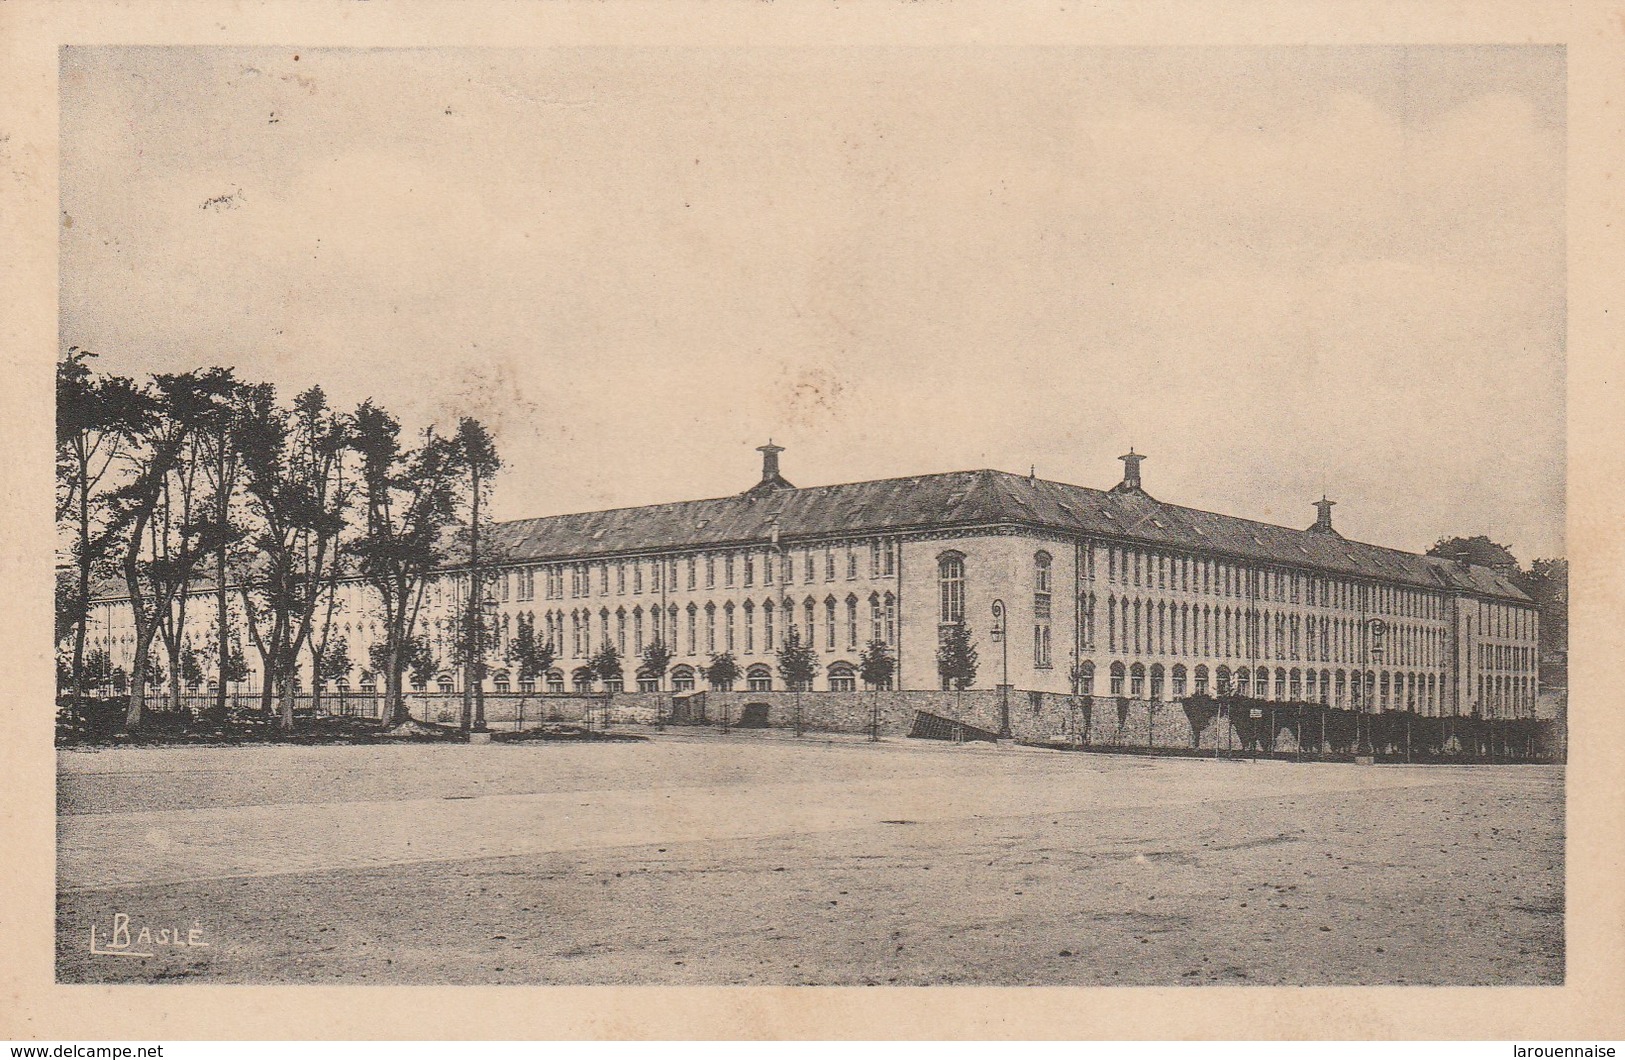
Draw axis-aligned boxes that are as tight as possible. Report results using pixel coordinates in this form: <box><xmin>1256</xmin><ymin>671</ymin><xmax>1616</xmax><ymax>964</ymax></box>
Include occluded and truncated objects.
<box><xmin>82</xmin><ymin>444</ymin><xmax>1541</xmax><ymax>718</ymax></box>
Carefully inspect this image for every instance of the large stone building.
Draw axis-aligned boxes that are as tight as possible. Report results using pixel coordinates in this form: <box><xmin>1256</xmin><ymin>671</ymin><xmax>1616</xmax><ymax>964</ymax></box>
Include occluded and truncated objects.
<box><xmin>83</xmin><ymin>444</ymin><xmax>1541</xmax><ymax>719</ymax></box>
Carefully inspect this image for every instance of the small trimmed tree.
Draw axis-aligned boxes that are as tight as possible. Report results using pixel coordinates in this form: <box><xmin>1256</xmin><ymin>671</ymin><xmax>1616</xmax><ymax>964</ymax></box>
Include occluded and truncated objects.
<box><xmin>506</xmin><ymin>613</ymin><xmax>556</xmax><ymax>691</ymax></box>
<box><xmin>638</xmin><ymin>638</ymin><xmax>674</xmax><ymax>690</ymax></box>
<box><xmin>858</xmin><ymin>639</ymin><xmax>896</xmax><ymax>742</ymax></box>
<box><xmin>587</xmin><ymin>644</ymin><xmax>623</xmax><ymax>727</ymax></box>
<box><xmin>936</xmin><ymin>621</ymin><xmax>978</xmax><ymax>690</ymax></box>
<box><xmin>937</xmin><ymin>621</ymin><xmax>979</xmax><ymax>742</ymax></box>
<box><xmin>1068</xmin><ymin>660</ymin><xmax>1093</xmax><ymax>744</ymax></box>
<box><xmin>777</xmin><ymin>630</ymin><xmax>819</xmax><ymax>736</ymax></box>
<box><xmin>638</xmin><ymin>638</ymin><xmax>674</xmax><ymax>728</ymax></box>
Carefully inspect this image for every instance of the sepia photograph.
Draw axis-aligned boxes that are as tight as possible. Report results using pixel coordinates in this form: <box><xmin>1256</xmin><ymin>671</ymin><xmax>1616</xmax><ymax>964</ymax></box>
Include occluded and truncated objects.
<box><xmin>48</xmin><ymin>40</ymin><xmax>1570</xmax><ymax>996</ymax></box>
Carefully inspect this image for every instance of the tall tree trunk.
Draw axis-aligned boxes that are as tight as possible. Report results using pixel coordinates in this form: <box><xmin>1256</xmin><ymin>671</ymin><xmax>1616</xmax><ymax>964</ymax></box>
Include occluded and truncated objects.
<box><xmin>278</xmin><ymin>668</ymin><xmax>295</xmax><ymax>732</ymax></box>
<box><xmin>386</xmin><ymin>643</ymin><xmax>406</xmax><ymax>726</ymax></box>
<box><xmin>308</xmin><ymin>637</ymin><xmax>323</xmax><ymax>719</ymax></box>
<box><xmin>126</xmin><ymin>624</ymin><xmax>156</xmax><ymax>729</ymax></box>
<box><xmin>213</xmin><ymin>541</ymin><xmax>229</xmax><ymax>725</ymax></box>
<box><xmin>167</xmin><ymin>632</ymin><xmax>183</xmax><ymax>714</ymax></box>
<box><xmin>472</xmin><ymin>466</ymin><xmax>486</xmax><ymax>732</ymax></box>
<box><xmin>71</xmin><ymin>455</ymin><xmax>91</xmax><ymax>726</ymax></box>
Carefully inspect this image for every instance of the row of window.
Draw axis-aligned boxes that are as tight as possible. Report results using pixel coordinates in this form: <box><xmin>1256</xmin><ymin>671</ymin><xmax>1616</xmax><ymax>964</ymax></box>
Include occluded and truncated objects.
<box><xmin>517</xmin><ymin>593</ymin><xmax>899</xmax><ymax>660</ymax></box>
<box><xmin>1082</xmin><ymin>542</ymin><xmax>1462</xmax><ymax>621</ymax></box>
<box><xmin>1093</xmin><ymin>596</ymin><xmax>1447</xmax><ymax>667</ymax></box>
<box><xmin>1077</xmin><ymin>661</ymin><xmax>1465</xmax><ymax>714</ymax></box>
<box><xmin>500</xmin><ymin>540</ymin><xmax>899</xmax><ymax>603</ymax></box>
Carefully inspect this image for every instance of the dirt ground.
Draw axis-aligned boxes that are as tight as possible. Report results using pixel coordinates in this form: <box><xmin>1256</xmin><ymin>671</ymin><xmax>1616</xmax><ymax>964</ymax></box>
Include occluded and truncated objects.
<box><xmin>56</xmin><ymin>730</ymin><xmax>1563</xmax><ymax>985</ymax></box>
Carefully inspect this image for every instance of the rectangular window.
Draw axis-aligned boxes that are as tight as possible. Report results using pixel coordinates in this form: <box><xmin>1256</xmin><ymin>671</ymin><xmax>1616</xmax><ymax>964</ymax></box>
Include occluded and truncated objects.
<box><xmin>686</xmin><ymin>608</ymin><xmax>696</xmax><ymax>655</ymax></box>
<box><xmin>744</xmin><ymin>554</ymin><xmax>754</xmax><ymax>587</ymax></box>
<box><xmin>825</xmin><ymin>548</ymin><xmax>835</xmax><ymax>582</ymax></box>
<box><xmin>706</xmin><ymin>607</ymin><xmax>716</xmax><ymax>654</ymax></box>
<box><xmin>651</xmin><ymin>562</ymin><xmax>662</xmax><ymax>593</ymax></box>
<box><xmin>804</xmin><ymin>550</ymin><xmax>815</xmax><ymax>583</ymax></box>
<box><xmin>725</xmin><ymin>554</ymin><xmax>736</xmax><ymax>587</ymax></box>
<box><xmin>686</xmin><ymin>557</ymin><xmax>696</xmax><ymax>590</ymax></box>
<box><xmin>826</xmin><ymin>599</ymin><xmax>837</xmax><ymax>649</ymax></box>
<box><xmin>633</xmin><ymin>564</ymin><xmax>643</xmax><ymax>594</ymax></box>
<box><xmin>705</xmin><ymin>555</ymin><xmax>715</xmax><ymax>589</ymax></box>
<box><xmin>781</xmin><ymin>552</ymin><xmax>793</xmax><ymax>584</ymax></box>
<box><xmin>847</xmin><ymin>550</ymin><xmax>858</xmax><ymax>580</ymax></box>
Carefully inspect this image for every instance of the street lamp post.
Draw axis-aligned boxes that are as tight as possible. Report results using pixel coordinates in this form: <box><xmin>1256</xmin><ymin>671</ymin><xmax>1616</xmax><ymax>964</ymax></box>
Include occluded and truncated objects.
<box><xmin>991</xmin><ymin>600</ymin><xmax>1009</xmax><ymax>738</ymax></box>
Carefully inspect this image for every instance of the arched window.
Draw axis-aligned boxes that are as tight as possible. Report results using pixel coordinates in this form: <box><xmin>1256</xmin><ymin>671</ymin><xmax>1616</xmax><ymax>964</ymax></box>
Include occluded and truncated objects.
<box><xmin>437</xmin><ymin>674</ymin><xmax>455</xmax><ymax>694</ymax></box>
<box><xmin>1194</xmin><ymin>665</ymin><xmax>1209</xmax><ymax>696</ymax></box>
<box><xmin>1216</xmin><ymin>665</ymin><xmax>1232</xmax><ymax>695</ymax></box>
<box><xmin>671</xmin><ymin>665</ymin><xmax>695</xmax><ymax>693</ymax></box>
<box><xmin>938</xmin><ymin>552</ymin><xmax>966</xmax><ymax>624</ymax></box>
<box><xmin>746</xmin><ymin>664</ymin><xmax>773</xmax><ymax>692</ymax></box>
<box><xmin>846</xmin><ymin>594</ymin><xmax>859</xmax><ymax>649</ymax></box>
<box><xmin>493</xmin><ymin>670</ymin><xmax>511</xmax><ymax>693</ymax></box>
<box><xmin>825</xmin><ymin>597</ymin><xmax>837</xmax><ymax>650</ymax></box>
<box><xmin>1034</xmin><ymin>551</ymin><xmax>1052</xmax><ymax>595</ymax></box>
<box><xmin>1275</xmin><ymin>667</ymin><xmax>1288</xmax><ymax>701</ymax></box>
<box><xmin>1149</xmin><ymin>663</ymin><xmax>1165</xmax><ymax>701</ymax></box>
<box><xmin>1079</xmin><ymin>661</ymin><xmax>1095</xmax><ymax>696</ymax></box>
<box><xmin>1109</xmin><ymin>661</ymin><xmax>1126</xmax><ymax>696</ymax></box>
<box><xmin>828</xmin><ymin>662</ymin><xmax>857</xmax><ymax>692</ymax></box>
<box><xmin>1171</xmin><ymin>664</ymin><xmax>1187</xmax><ymax>698</ymax></box>
<box><xmin>572</xmin><ymin>668</ymin><xmax>593</xmax><ymax>693</ymax></box>
<box><xmin>545</xmin><ymin>669</ymin><xmax>564</xmax><ymax>693</ymax></box>
<box><xmin>1236</xmin><ymin>666</ymin><xmax>1250</xmax><ymax>697</ymax></box>
<box><xmin>1289</xmin><ymin>668</ymin><xmax>1303</xmax><ymax>701</ymax></box>
<box><xmin>1130</xmin><ymin>662</ymin><xmax>1146</xmax><ymax>698</ymax></box>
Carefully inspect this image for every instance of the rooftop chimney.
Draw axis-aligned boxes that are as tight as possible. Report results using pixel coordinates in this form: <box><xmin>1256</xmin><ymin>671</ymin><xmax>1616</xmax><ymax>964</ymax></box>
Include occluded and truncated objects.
<box><xmin>1308</xmin><ymin>496</ymin><xmax>1339</xmax><ymax>535</ymax></box>
<box><xmin>744</xmin><ymin>440</ymin><xmax>795</xmax><ymax>497</ymax></box>
<box><xmin>1110</xmin><ymin>448</ymin><xmax>1146</xmax><ymax>494</ymax></box>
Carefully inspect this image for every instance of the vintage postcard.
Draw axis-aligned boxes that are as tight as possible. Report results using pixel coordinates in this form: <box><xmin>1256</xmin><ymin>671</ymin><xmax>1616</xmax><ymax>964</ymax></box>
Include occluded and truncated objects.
<box><xmin>2</xmin><ymin>0</ymin><xmax>1622</xmax><ymax>1042</ymax></box>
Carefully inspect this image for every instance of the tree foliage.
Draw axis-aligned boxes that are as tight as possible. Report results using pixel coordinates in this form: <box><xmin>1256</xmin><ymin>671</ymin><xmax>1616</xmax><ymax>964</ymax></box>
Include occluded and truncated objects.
<box><xmin>858</xmin><ymin>638</ymin><xmax>895</xmax><ymax>690</ymax></box>
<box><xmin>936</xmin><ymin>620</ymin><xmax>979</xmax><ymax>691</ymax></box>
<box><xmin>775</xmin><ymin>630</ymin><xmax>818</xmax><ymax>692</ymax></box>
<box><xmin>703</xmin><ymin>651</ymin><xmax>740</xmax><ymax>691</ymax></box>
<box><xmin>506</xmin><ymin>613</ymin><xmax>556</xmax><ymax>685</ymax></box>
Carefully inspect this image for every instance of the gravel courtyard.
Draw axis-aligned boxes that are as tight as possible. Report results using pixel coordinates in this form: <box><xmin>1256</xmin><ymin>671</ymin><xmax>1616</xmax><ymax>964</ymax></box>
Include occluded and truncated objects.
<box><xmin>56</xmin><ymin>732</ymin><xmax>1564</xmax><ymax>985</ymax></box>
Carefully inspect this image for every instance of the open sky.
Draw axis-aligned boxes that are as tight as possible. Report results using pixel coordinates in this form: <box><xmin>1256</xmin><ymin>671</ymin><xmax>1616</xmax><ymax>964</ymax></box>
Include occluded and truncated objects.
<box><xmin>59</xmin><ymin>45</ymin><xmax>1566</xmax><ymax>561</ymax></box>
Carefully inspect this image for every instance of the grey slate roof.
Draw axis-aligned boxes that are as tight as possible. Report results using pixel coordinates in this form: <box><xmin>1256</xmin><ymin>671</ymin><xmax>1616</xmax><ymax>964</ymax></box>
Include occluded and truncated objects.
<box><xmin>481</xmin><ymin>468</ymin><xmax>1531</xmax><ymax>603</ymax></box>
